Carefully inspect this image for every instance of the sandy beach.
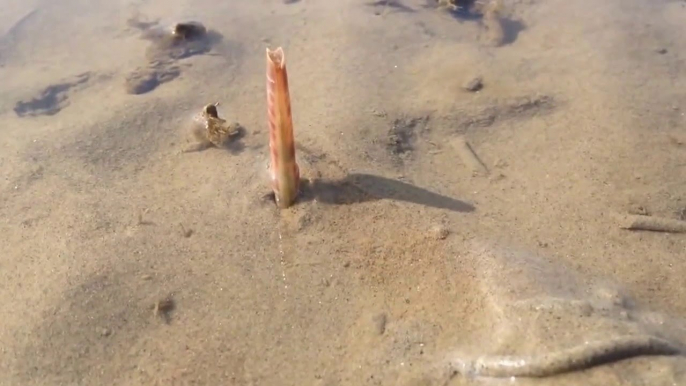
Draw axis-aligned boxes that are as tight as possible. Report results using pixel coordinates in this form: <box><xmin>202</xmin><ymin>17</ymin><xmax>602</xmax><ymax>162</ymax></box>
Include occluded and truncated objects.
<box><xmin>2</xmin><ymin>0</ymin><xmax>686</xmax><ymax>385</ymax></box>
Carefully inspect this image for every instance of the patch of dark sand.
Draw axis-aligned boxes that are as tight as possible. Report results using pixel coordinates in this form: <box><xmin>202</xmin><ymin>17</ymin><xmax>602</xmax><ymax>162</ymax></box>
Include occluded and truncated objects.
<box><xmin>422</xmin><ymin>0</ymin><xmax>525</xmax><ymax>46</ymax></box>
<box><xmin>366</xmin><ymin>0</ymin><xmax>416</xmax><ymax>15</ymax></box>
<box><xmin>422</xmin><ymin>0</ymin><xmax>484</xmax><ymax>21</ymax></box>
<box><xmin>13</xmin><ymin>72</ymin><xmax>92</xmax><ymax>117</ymax></box>
<box><xmin>138</xmin><ymin>21</ymin><xmax>220</xmax><ymax>61</ymax></box>
<box><xmin>476</xmin><ymin>0</ymin><xmax>525</xmax><ymax>47</ymax></box>
<box><xmin>386</xmin><ymin>115</ymin><xmax>430</xmax><ymax>164</ymax></box>
<box><xmin>124</xmin><ymin>62</ymin><xmax>181</xmax><ymax>95</ymax></box>
<box><xmin>438</xmin><ymin>94</ymin><xmax>557</xmax><ymax>134</ymax></box>
<box><xmin>493</xmin><ymin>16</ymin><xmax>526</xmax><ymax>46</ymax></box>
<box><xmin>441</xmin><ymin>240</ymin><xmax>686</xmax><ymax>380</ymax></box>
<box><xmin>124</xmin><ymin>18</ymin><xmax>223</xmax><ymax>95</ymax></box>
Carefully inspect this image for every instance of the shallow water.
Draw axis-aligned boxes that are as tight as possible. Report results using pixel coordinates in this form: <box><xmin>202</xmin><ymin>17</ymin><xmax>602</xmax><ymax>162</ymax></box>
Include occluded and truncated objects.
<box><xmin>2</xmin><ymin>0</ymin><xmax>686</xmax><ymax>385</ymax></box>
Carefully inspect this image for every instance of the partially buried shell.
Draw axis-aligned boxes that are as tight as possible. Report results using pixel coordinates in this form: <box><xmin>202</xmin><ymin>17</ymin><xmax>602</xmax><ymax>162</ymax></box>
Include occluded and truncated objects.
<box><xmin>171</xmin><ymin>22</ymin><xmax>207</xmax><ymax>41</ymax></box>
<box><xmin>142</xmin><ymin>21</ymin><xmax>213</xmax><ymax>61</ymax></box>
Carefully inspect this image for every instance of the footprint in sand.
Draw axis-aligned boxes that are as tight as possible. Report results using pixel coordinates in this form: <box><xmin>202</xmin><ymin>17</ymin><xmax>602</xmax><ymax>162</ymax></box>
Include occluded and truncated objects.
<box><xmin>13</xmin><ymin>72</ymin><xmax>91</xmax><ymax>117</ymax></box>
<box><xmin>124</xmin><ymin>18</ymin><xmax>222</xmax><ymax>95</ymax></box>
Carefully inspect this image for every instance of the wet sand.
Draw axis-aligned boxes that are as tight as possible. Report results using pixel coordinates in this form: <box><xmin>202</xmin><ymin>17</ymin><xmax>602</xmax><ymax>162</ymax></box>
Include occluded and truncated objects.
<box><xmin>1</xmin><ymin>0</ymin><xmax>686</xmax><ymax>385</ymax></box>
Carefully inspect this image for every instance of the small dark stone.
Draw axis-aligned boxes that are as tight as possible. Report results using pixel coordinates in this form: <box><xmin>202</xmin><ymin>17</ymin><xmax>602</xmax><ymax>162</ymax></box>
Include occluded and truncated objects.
<box><xmin>372</xmin><ymin>313</ymin><xmax>387</xmax><ymax>335</ymax></box>
<box><xmin>656</xmin><ymin>48</ymin><xmax>668</xmax><ymax>55</ymax></box>
<box><xmin>154</xmin><ymin>296</ymin><xmax>176</xmax><ymax>323</ymax></box>
<box><xmin>428</xmin><ymin>225</ymin><xmax>450</xmax><ymax>240</ymax></box>
<box><xmin>463</xmin><ymin>76</ymin><xmax>484</xmax><ymax>92</ymax></box>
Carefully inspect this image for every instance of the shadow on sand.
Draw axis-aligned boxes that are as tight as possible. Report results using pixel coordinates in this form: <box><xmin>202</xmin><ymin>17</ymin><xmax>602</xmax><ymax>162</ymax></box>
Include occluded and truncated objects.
<box><xmin>272</xmin><ymin>173</ymin><xmax>475</xmax><ymax>212</ymax></box>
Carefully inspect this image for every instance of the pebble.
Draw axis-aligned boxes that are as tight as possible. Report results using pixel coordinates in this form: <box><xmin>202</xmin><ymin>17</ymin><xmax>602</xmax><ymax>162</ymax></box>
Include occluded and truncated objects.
<box><xmin>463</xmin><ymin>76</ymin><xmax>484</xmax><ymax>92</ymax></box>
<box><xmin>154</xmin><ymin>297</ymin><xmax>176</xmax><ymax>319</ymax></box>
<box><xmin>371</xmin><ymin>108</ymin><xmax>387</xmax><ymax>117</ymax></box>
<box><xmin>372</xmin><ymin>313</ymin><xmax>387</xmax><ymax>335</ymax></box>
<box><xmin>428</xmin><ymin>225</ymin><xmax>450</xmax><ymax>240</ymax></box>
